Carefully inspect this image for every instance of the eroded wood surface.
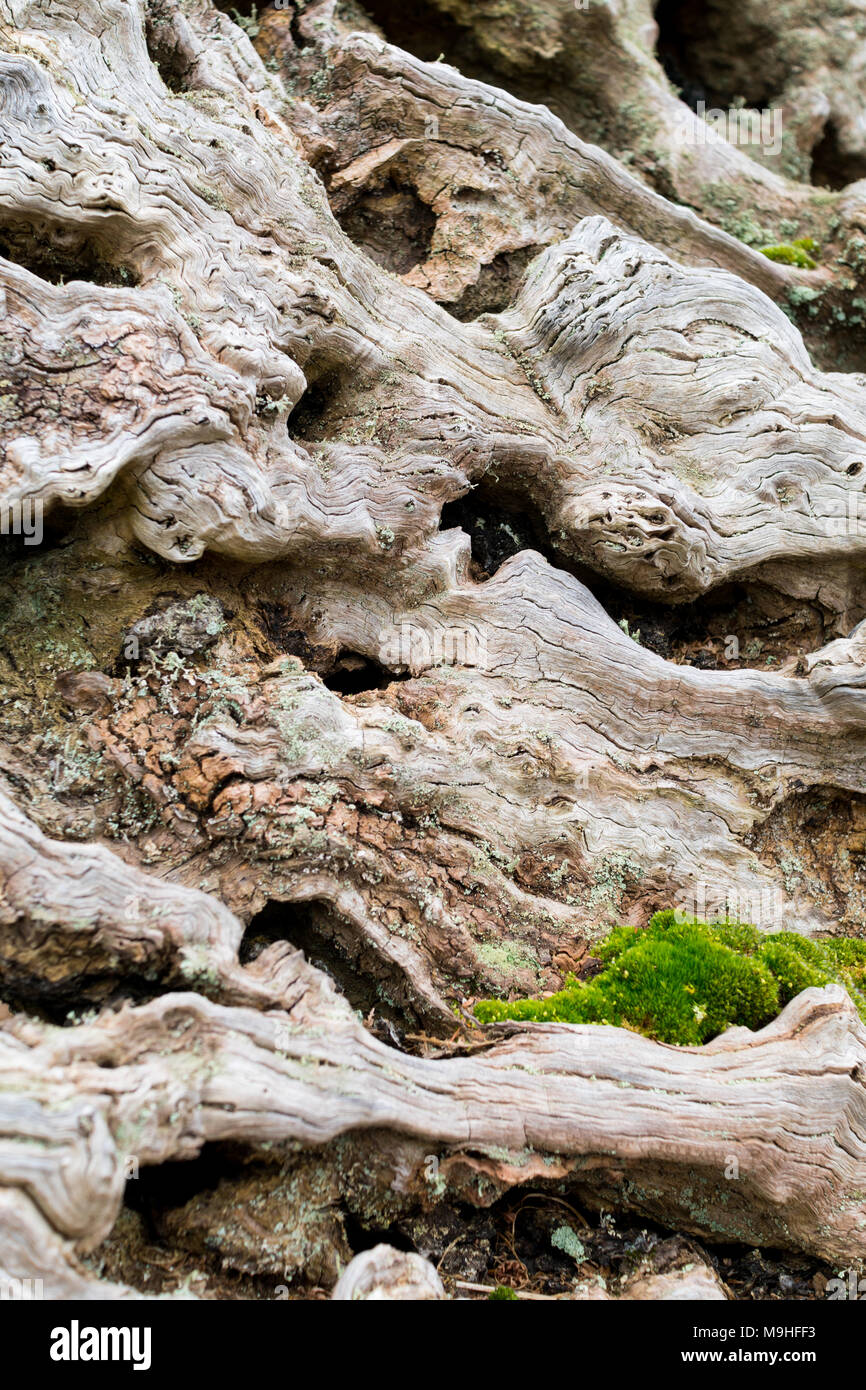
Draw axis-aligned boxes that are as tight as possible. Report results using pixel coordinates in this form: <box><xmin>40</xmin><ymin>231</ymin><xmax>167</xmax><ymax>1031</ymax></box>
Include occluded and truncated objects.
<box><xmin>1</xmin><ymin>0</ymin><xmax>866</xmax><ymax>1297</ymax></box>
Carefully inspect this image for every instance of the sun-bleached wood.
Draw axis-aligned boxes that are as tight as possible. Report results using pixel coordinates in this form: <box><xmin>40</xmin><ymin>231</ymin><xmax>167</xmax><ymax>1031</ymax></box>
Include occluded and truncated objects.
<box><xmin>2</xmin><ymin>0</ymin><xmax>866</xmax><ymax>1299</ymax></box>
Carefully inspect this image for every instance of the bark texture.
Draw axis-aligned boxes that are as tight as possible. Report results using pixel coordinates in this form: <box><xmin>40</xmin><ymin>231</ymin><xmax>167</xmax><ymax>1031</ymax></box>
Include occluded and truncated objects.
<box><xmin>2</xmin><ymin>0</ymin><xmax>866</xmax><ymax>1299</ymax></box>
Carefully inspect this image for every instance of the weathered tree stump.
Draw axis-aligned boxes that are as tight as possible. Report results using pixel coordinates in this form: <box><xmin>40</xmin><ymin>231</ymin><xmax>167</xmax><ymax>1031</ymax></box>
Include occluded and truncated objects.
<box><xmin>2</xmin><ymin>0</ymin><xmax>866</xmax><ymax>1298</ymax></box>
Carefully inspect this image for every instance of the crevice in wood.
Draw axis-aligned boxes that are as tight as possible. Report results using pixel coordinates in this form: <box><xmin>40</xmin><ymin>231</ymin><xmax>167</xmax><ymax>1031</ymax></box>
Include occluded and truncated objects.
<box><xmin>443</xmin><ymin>245</ymin><xmax>544</xmax><ymax>322</ymax></box>
<box><xmin>0</xmin><ymin>225</ymin><xmax>139</xmax><ymax>288</ymax></box>
<box><xmin>319</xmin><ymin>651</ymin><xmax>408</xmax><ymax>695</ymax></box>
<box><xmin>255</xmin><ymin>603</ymin><xmax>409</xmax><ymax>690</ymax></box>
<box><xmin>0</xmin><ymin>973</ymin><xmax>176</xmax><ymax>1028</ymax></box>
<box><xmin>811</xmin><ymin>119</ymin><xmax>866</xmax><ymax>191</ymax></box>
<box><xmin>440</xmin><ymin>491</ymin><xmax>538</xmax><ymax>579</ymax></box>
<box><xmin>103</xmin><ymin>1143</ymin><xmax>348</xmax><ymax>1296</ymax></box>
<box><xmin>286</xmin><ymin>362</ymin><xmax>358</xmax><ymax>443</ymax></box>
<box><xmin>442</xmin><ymin>485</ymin><xmax>838</xmax><ymax>669</ymax></box>
<box><xmin>342</xmin><ymin>1210</ymin><xmax>415</xmax><ymax>1256</ymax></box>
<box><xmin>586</xmin><ymin>577</ymin><xmax>834</xmax><ymax>672</ymax></box>
<box><xmin>358</xmin><ymin>0</ymin><xmax>472</xmax><ymax>68</ymax></box>
<box><xmin>128</xmin><ymin>1145</ymin><xmax>251</xmax><ymax>1218</ymax></box>
<box><xmin>746</xmin><ymin>787</ymin><xmax>866</xmax><ymax>935</ymax></box>
<box><xmin>653</xmin><ymin>0</ymin><xmax>784</xmax><ymax>112</ymax></box>
<box><xmin>144</xmin><ymin>9</ymin><xmax>196</xmax><ymax>91</ymax></box>
<box><xmin>335</xmin><ymin>175</ymin><xmax>436</xmax><ymax>276</ymax></box>
<box><xmin>239</xmin><ymin>899</ymin><xmax>422</xmax><ymax>1036</ymax></box>
<box><xmin>0</xmin><ymin>505</ymin><xmax>76</xmax><ymax>562</ymax></box>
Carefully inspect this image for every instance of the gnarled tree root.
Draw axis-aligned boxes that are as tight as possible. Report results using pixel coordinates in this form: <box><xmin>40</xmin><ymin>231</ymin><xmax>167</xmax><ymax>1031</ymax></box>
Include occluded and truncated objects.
<box><xmin>3</xmin><ymin>0</ymin><xmax>866</xmax><ymax>1298</ymax></box>
<box><xmin>1</xmin><ymin>794</ymin><xmax>866</xmax><ymax>1295</ymax></box>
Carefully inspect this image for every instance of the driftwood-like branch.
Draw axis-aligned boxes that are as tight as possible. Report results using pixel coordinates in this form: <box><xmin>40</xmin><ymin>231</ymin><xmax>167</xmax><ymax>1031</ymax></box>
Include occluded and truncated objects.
<box><xmin>327</xmin><ymin>0</ymin><xmax>866</xmax><ymax>310</ymax></box>
<box><xmin>0</xmin><ymin>788</ymin><xmax>864</xmax><ymax>1289</ymax></box>
<box><xmin>75</xmin><ymin>560</ymin><xmax>866</xmax><ymax>1012</ymax></box>
<box><xmin>3</xmin><ymin>0</ymin><xmax>866</xmax><ymax>601</ymax></box>
<box><xmin>3</xmin><ymin>827</ymin><xmax>866</xmax><ymax>1295</ymax></box>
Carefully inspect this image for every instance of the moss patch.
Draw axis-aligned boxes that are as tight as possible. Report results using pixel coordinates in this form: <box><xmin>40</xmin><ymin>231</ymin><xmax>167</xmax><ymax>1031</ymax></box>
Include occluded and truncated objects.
<box><xmin>760</xmin><ymin>238</ymin><xmax>820</xmax><ymax>269</ymax></box>
<box><xmin>474</xmin><ymin>909</ymin><xmax>866</xmax><ymax>1045</ymax></box>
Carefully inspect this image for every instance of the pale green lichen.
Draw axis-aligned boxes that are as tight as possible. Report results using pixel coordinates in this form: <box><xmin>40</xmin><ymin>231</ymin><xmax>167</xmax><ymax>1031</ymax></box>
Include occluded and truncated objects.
<box><xmin>550</xmin><ymin>1225</ymin><xmax>586</xmax><ymax>1263</ymax></box>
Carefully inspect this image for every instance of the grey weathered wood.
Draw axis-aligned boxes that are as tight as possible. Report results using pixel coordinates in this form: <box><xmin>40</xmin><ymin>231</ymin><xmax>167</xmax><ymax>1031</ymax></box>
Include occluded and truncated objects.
<box><xmin>3</xmin><ymin>793</ymin><xmax>866</xmax><ymax>1293</ymax></box>
<box><xmin>1</xmin><ymin>0</ymin><xmax>866</xmax><ymax>1299</ymax></box>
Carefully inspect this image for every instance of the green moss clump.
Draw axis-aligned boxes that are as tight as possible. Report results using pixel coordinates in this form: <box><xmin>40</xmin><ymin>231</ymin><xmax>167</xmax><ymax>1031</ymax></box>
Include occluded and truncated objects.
<box><xmin>488</xmin><ymin>1285</ymin><xmax>518</xmax><ymax>1300</ymax></box>
<box><xmin>757</xmin><ymin>935</ymin><xmax>831</xmax><ymax>1004</ymax></box>
<box><xmin>759</xmin><ymin>238</ymin><xmax>820</xmax><ymax>269</ymax></box>
<box><xmin>473</xmin><ymin>910</ymin><xmax>866</xmax><ymax>1046</ymax></box>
